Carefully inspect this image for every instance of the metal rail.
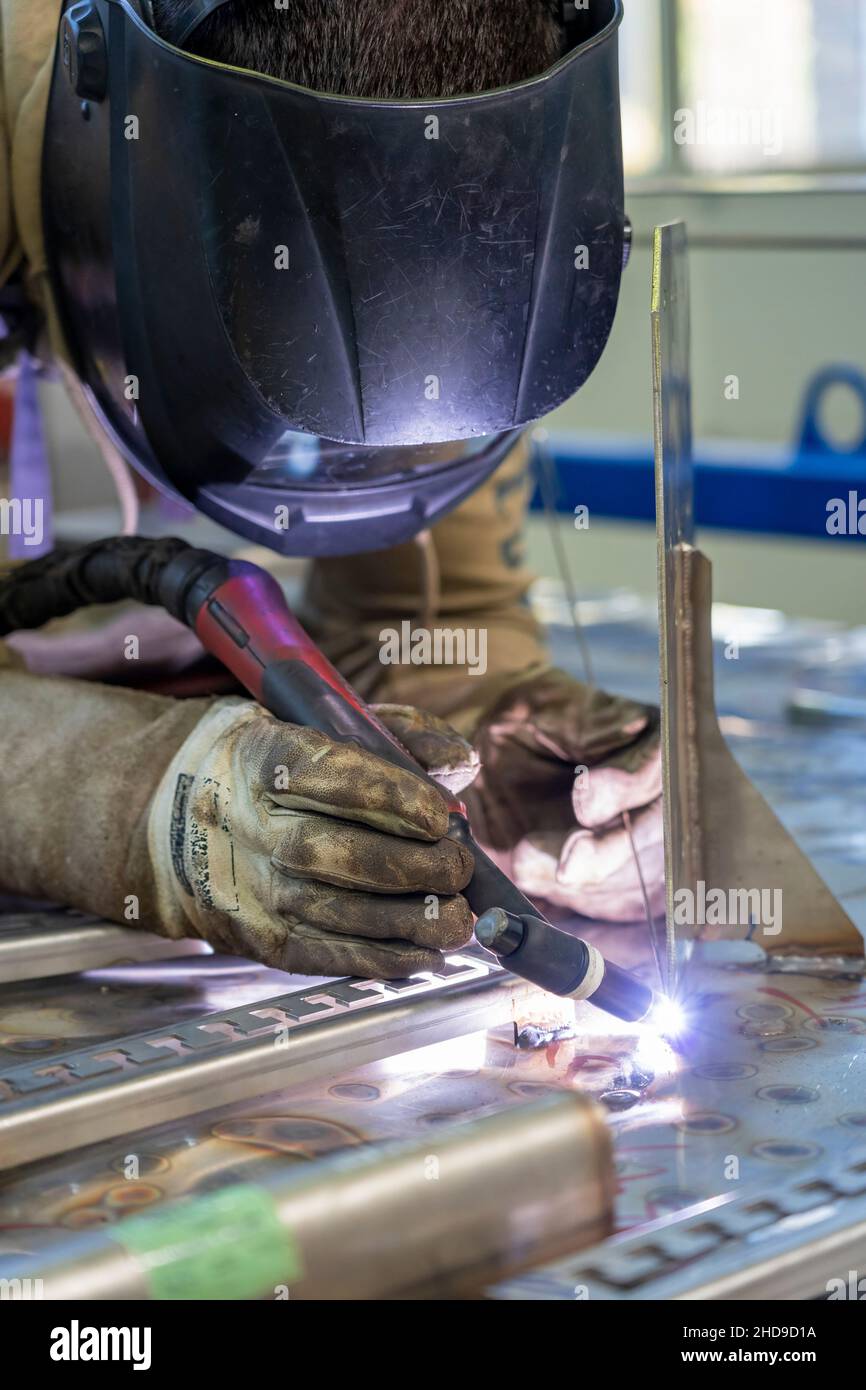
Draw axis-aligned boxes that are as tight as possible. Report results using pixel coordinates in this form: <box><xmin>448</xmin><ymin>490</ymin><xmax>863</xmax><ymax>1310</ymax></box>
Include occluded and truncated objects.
<box><xmin>0</xmin><ymin>953</ymin><xmax>538</xmax><ymax>1171</ymax></box>
<box><xmin>0</xmin><ymin>911</ymin><xmax>206</xmax><ymax>983</ymax></box>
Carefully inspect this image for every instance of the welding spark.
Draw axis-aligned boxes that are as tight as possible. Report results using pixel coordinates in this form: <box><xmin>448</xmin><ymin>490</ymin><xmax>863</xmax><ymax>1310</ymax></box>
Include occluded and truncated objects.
<box><xmin>646</xmin><ymin>995</ymin><xmax>689</xmax><ymax>1040</ymax></box>
<box><xmin>625</xmin><ymin>995</ymin><xmax>691</xmax><ymax>1077</ymax></box>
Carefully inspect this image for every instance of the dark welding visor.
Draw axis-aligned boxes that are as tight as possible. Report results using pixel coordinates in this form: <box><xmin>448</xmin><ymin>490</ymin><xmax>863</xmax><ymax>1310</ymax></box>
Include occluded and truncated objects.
<box><xmin>44</xmin><ymin>0</ymin><xmax>626</xmax><ymax>555</ymax></box>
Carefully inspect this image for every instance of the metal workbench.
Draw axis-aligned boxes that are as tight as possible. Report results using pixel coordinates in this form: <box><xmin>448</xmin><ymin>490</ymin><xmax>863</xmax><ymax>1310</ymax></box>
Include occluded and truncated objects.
<box><xmin>1</xmin><ymin>597</ymin><xmax>865</xmax><ymax>1299</ymax></box>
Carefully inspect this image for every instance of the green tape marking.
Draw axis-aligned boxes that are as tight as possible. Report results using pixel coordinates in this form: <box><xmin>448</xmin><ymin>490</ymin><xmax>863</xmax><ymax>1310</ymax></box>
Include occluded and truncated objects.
<box><xmin>116</xmin><ymin>1183</ymin><xmax>302</xmax><ymax>1300</ymax></box>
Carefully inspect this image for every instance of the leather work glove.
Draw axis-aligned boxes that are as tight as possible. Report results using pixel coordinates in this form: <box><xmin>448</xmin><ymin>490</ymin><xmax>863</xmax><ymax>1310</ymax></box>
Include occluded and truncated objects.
<box><xmin>457</xmin><ymin>667</ymin><xmax>664</xmax><ymax>924</ymax></box>
<box><xmin>0</xmin><ymin>667</ymin><xmax>478</xmax><ymax>979</ymax></box>
<box><xmin>148</xmin><ymin>698</ymin><xmax>479</xmax><ymax>978</ymax></box>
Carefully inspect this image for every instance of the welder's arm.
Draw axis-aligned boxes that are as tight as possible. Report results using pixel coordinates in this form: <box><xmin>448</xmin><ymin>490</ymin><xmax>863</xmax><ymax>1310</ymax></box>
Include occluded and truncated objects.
<box><xmin>0</xmin><ymin>664</ymin><xmax>478</xmax><ymax>977</ymax></box>
<box><xmin>0</xmin><ymin>661</ymin><xmax>207</xmax><ymax>926</ymax></box>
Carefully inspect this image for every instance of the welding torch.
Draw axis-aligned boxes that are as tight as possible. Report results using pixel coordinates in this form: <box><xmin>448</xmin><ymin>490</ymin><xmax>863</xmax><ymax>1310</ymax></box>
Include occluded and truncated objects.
<box><xmin>0</xmin><ymin>538</ymin><xmax>656</xmax><ymax>1025</ymax></box>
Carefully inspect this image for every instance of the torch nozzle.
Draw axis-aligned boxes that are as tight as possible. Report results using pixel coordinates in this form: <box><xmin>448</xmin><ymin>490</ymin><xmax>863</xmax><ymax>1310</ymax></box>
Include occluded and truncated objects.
<box><xmin>475</xmin><ymin>907</ymin><xmax>655</xmax><ymax>1025</ymax></box>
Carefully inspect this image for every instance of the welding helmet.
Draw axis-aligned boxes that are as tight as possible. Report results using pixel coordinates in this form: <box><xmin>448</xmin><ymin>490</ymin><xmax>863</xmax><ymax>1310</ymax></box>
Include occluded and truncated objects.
<box><xmin>43</xmin><ymin>0</ymin><xmax>626</xmax><ymax>555</ymax></box>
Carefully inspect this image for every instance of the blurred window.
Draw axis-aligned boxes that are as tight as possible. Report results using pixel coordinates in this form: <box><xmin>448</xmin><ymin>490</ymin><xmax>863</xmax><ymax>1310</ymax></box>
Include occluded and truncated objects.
<box><xmin>620</xmin><ymin>0</ymin><xmax>665</xmax><ymax>175</ymax></box>
<box><xmin>619</xmin><ymin>0</ymin><xmax>866</xmax><ymax>178</ymax></box>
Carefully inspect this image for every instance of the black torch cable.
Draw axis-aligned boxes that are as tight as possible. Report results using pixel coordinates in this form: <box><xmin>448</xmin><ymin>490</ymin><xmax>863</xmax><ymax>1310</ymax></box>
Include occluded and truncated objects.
<box><xmin>0</xmin><ymin>536</ymin><xmax>192</xmax><ymax>635</ymax></box>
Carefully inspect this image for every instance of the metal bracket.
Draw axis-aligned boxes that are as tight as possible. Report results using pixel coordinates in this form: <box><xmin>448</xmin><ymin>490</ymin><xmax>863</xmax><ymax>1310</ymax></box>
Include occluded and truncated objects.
<box><xmin>653</xmin><ymin>222</ymin><xmax>862</xmax><ymax>994</ymax></box>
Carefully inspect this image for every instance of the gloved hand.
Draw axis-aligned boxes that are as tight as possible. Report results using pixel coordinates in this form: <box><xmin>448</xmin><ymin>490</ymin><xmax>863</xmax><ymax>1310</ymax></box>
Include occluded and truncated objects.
<box><xmin>459</xmin><ymin>666</ymin><xmax>664</xmax><ymax>924</ymax></box>
<box><xmin>0</xmin><ymin>668</ymin><xmax>478</xmax><ymax>979</ymax></box>
<box><xmin>148</xmin><ymin>698</ymin><xmax>479</xmax><ymax>978</ymax></box>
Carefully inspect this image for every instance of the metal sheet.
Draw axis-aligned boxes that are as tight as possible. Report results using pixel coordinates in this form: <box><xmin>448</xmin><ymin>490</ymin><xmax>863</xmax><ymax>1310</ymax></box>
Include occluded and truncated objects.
<box><xmin>487</xmin><ymin>940</ymin><xmax>866</xmax><ymax>1299</ymax></box>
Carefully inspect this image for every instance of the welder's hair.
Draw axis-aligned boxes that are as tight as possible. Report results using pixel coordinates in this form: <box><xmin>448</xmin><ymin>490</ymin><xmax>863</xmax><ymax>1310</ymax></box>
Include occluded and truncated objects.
<box><xmin>151</xmin><ymin>0</ymin><xmax>563</xmax><ymax>98</ymax></box>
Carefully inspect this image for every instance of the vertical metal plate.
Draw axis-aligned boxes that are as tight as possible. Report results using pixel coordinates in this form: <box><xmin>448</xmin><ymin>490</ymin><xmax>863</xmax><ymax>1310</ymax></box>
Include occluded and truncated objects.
<box><xmin>652</xmin><ymin>223</ymin><xmax>861</xmax><ymax>979</ymax></box>
<box><xmin>652</xmin><ymin>221</ymin><xmax>696</xmax><ymax>992</ymax></box>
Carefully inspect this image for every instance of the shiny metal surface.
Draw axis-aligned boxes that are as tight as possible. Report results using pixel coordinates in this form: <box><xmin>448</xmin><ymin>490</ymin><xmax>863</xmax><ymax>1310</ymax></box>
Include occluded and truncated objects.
<box><xmin>0</xmin><ymin>952</ymin><xmax>540</xmax><ymax>1171</ymax></box>
<box><xmin>1</xmin><ymin>931</ymin><xmax>864</xmax><ymax>1263</ymax></box>
<box><xmin>492</xmin><ymin>1134</ymin><xmax>866</xmax><ymax>1301</ymax></box>
<box><xmin>485</xmin><ymin>938</ymin><xmax>866</xmax><ymax>1299</ymax></box>
<box><xmin>652</xmin><ymin>220</ymin><xmax>694</xmax><ymax>992</ymax></box>
<box><xmin>0</xmin><ymin>910</ymin><xmax>207</xmax><ymax>984</ymax></box>
<box><xmin>3</xmin><ymin>1093</ymin><xmax>613</xmax><ymax>1300</ymax></box>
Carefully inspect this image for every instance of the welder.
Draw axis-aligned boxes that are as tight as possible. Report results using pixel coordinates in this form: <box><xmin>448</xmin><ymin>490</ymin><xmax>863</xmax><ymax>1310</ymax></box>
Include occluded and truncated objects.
<box><xmin>0</xmin><ymin>0</ymin><xmax>663</xmax><ymax>982</ymax></box>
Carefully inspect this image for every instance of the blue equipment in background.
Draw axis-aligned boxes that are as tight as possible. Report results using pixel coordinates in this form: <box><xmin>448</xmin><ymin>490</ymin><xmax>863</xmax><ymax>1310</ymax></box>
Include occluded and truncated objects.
<box><xmin>536</xmin><ymin>365</ymin><xmax>866</xmax><ymax>542</ymax></box>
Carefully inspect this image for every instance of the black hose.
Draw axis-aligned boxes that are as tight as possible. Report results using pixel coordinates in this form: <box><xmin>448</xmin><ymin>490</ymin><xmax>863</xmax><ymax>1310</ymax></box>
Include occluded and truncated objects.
<box><xmin>0</xmin><ymin>536</ymin><xmax>193</xmax><ymax>636</ymax></box>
